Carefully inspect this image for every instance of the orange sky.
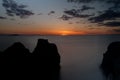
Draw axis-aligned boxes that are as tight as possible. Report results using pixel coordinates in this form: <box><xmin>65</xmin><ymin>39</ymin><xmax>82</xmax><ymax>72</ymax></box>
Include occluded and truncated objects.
<box><xmin>0</xmin><ymin>25</ymin><xmax>110</xmax><ymax>35</ymax></box>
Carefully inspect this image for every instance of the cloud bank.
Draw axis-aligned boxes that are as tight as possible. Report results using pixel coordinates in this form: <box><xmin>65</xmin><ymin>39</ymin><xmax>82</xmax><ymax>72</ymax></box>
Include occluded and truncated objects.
<box><xmin>2</xmin><ymin>0</ymin><xmax>34</xmax><ymax>18</ymax></box>
<box><xmin>66</xmin><ymin>0</ymin><xmax>120</xmax><ymax>27</ymax></box>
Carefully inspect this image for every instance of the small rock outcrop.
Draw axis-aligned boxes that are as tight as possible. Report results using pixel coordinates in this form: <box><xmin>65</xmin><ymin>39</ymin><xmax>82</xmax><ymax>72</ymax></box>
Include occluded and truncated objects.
<box><xmin>0</xmin><ymin>39</ymin><xmax>60</xmax><ymax>80</ymax></box>
<box><xmin>101</xmin><ymin>41</ymin><xmax>120</xmax><ymax>80</ymax></box>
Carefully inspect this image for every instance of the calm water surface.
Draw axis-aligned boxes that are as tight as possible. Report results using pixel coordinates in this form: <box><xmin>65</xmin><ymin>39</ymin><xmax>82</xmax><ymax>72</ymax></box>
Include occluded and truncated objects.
<box><xmin>0</xmin><ymin>35</ymin><xmax>120</xmax><ymax>80</ymax></box>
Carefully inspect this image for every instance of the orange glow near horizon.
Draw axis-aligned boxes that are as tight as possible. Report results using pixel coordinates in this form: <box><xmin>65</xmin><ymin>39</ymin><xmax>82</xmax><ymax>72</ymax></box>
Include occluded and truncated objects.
<box><xmin>27</xmin><ymin>30</ymin><xmax>86</xmax><ymax>35</ymax></box>
<box><xmin>58</xmin><ymin>30</ymin><xmax>86</xmax><ymax>36</ymax></box>
<box><xmin>0</xmin><ymin>30</ymin><xmax>87</xmax><ymax>35</ymax></box>
<box><xmin>0</xmin><ymin>25</ymin><xmax>119</xmax><ymax>35</ymax></box>
<box><xmin>0</xmin><ymin>28</ymin><xmax>118</xmax><ymax>35</ymax></box>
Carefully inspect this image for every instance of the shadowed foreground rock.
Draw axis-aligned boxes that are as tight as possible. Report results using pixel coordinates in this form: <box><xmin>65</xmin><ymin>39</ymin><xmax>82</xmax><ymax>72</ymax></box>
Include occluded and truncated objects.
<box><xmin>101</xmin><ymin>41</ymin><xmax>120</xmax><ymax>80</ymax></box>
<box><xmin>0</xmin><ymin>39</ymin><xmax>60</xmax><ymax>80</ymax></box>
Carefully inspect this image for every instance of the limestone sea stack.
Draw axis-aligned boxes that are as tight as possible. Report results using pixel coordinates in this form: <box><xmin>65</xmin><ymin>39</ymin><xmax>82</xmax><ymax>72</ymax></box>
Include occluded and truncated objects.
<box><xmin>0</xmin><ymin>39</ymin><xmax>61</xmax><ymax>80</ymax></box>
<box><xmin>101</xmin><ymin>41</ymin><xmax>120</xmax><ymax>80</ymax></box>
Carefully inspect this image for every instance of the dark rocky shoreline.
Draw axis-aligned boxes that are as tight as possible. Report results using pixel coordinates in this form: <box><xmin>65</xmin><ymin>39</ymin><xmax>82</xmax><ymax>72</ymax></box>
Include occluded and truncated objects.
<box><xmin>0</xmin><ymin>39</ymin><xmax>61</xmax><ymax>80</ymax></box>
<box><xmin>2</xmin><ymin>38</ymin><xmax>120</xmax><ymax>80</ymax></box>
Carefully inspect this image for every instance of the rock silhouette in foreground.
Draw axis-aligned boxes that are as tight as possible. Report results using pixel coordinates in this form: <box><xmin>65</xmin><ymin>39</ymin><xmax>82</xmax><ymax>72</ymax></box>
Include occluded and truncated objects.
<box><xmin>101</xmin><ymin>41</ymin><xmax>120</xmax><ymax>80</ymax></box>
<box><xmin>0</xmin><ymin>39</ymin><xmax>60</xmax><ymax>80</ymax></box>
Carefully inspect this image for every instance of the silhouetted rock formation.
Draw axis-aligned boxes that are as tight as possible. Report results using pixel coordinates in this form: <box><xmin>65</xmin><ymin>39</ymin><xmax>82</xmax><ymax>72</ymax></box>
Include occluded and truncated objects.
<box><xmin>32</xmin><ymin>39</ymin><xmax>60</xmax><ymax>80</ymax></box>
<box><xmin>2</xmin><ymin>42</ymin><xmax>30</xmax><ymax>56</ymax></box>
<box><xmin>32</xmin><ymin>39</ymin><xmax>60</xmax><ymax>65</ymax></box>
<box><xmin>101</xmin><ymin>41</ymin><xmax>120</xmax><ymax>80</ymax></box>
<box><xmin>0</xmin><ymin>39</ymin><xmax>60</xmax><ymax>80</ymax></box>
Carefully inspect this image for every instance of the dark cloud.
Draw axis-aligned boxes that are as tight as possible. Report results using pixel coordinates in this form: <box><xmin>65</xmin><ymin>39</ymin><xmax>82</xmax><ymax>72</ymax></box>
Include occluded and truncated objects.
<box><xmin>97</xmin><ymin>11</ymin><xmax>103</xmax><ymax>14</ymax></box>
<box><xmin>113</xmin><ymin>29</ymin><xmax>120</xmax><ymax>32</ymax></box>
<box><xmin>0</xmin><ymin>16</ymin><xmax>7</xmax><ymax>19</ymax></box>
<box><xmin>64</xmin><ymin>9</ymin><xmax>80</xmax><ymax>17</ymax></box>
<box><xmin>67</xmin><ymin>0</ymin><xmax>120</xmax><ymax>4</ymax></box>
<box><xmin>78</xmin><ymin>14</ymin><xmax>94</xmax><ymax>18</ymax></box>
<box><xmin>60</xmin><ymin>8</ymin><xmax>94</xmax><ymax>22</ymax></box>
<box><xmin>66</xmin><ymin>0</ymin><xmax>120</xmax><ymax>27</ymax></box>
<box><xmin>81</xmin><ymin>5</ymin><xmax>95</xmax><ymax>11</ymax></box>
<box><xmin>67</xmin><ymin>0</ymin><xmax>120</xmax><ymax>10</ymax></box>
<box><xmin>106</xmin><ymin>0</ymin><xmax>120</xmax><ymax>8</ymax></box>
<box><xmin>64</xmin><ymin>9</ymin><xmax>93</xmax><ymax>18</ymax></box>
<box><xmin>67</xmin><ymin>0</ymin><xmax>93</xmax><ymax>3</ymax></box>
<box><xmin>67</xmin><ymin>0</ymin><xmax>120</xmax><ymax>12</ymax></box>
<box><xmin>103</xmin><ymin>22</ymin><xmax>120</xmax><ymax>27</ymax></box>
<box><xmin>89</xmin><ymin>10</ymin><xmax>120</xmax><ymax>23</ymax></box>
<box><xmin>18</xmin><ymin>5</ymin><xmax>27</xmax><ymax>8</ymax></box>
<box><xmin>6</xmin><ymin>9</ymin><xmax>14</xmax><ymax>16</ymax></box>
<box><xmin>60</xmin><ymin>15</ymin><xmax>73</xmax><ymax>21</ymax></box>
<box><xmin>48</xmin><ymin>11</ymin><xmax>55</xmax><ymax>15</ymax></box>
<box><xmin>2</xmin><ymin>0</ymin><xmax>34</xmax><ymax>18</ymax></box>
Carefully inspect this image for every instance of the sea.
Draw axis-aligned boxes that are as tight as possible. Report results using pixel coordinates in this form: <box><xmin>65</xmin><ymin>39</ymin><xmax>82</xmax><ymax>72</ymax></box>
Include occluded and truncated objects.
<box><xmin>0</xmin><ymin>35</ymin><xmax>120</xmax><ymax>80</ymax></box>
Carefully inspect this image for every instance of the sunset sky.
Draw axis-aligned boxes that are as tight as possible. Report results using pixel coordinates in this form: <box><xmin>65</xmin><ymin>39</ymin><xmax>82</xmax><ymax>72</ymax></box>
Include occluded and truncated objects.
<box><xmin>0</xmin><ymin>0</ymin><xmax>120</xmax><ymax>35</ymax></box>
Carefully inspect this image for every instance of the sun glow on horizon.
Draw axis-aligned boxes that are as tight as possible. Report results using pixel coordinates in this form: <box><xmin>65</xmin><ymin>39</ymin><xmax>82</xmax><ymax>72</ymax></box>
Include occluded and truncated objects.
<box><xmin>60</xmin><ymin>31</ymin><xmax>70</xmax><ymax>36</ymax></box>
<box><xmin>58</xmin><ymin>30</ymin><xmax>86</xmax><ymax>36</ymax></box>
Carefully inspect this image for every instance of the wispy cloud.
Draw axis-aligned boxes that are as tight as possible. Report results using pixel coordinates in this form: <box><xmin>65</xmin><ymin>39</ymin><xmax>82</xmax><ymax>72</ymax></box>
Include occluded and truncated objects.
<box><xmin>48</xmin><ymin>11</ymin><xmax>55</xmax><ymax>15</ymax></box>
<box><xmin>0</xmin><ymin>16</ymin><xmax>7</xmax><ymax>19</ymax></box>
<box><xmin>67</xmin><ymin>0</ymin><xmax>93</xmax><ymax>3</ymax></box>
<box><xmin>65</xmin><ymin>9</ymin><xmax>94</xmax><ymax>18</ymax></box>
<box><xmin>60</xmin><ymin>15</ymin><xmax>73</xmax><ymax>20</ymax></box>
<box><xmin>64</xmin><ymin>9</ymin><xmax>80</xmax><ymax>17</ymax></box>
<box><xmin>89</xmin><ymin>10</ymin><xmax>120</xmax><ymax>23</ymax></box>
<box><xmin>81</xmin><ymin>5</ymin><xmax>95</xmax><ymax>12</ymax></box>
<box><xmin>103</xmin><ymin>22</ymin><xmax>120</xmax><ymax>27</ymax></box>
<box><xmin>67</xmin><ymin>0</ymin><xmax>120</xmax><ymax>6</ymax></box>
<box><xmin>66</xmin><ymin>0</ymin><xmax>120</xmax><ymax>27</ymax></box>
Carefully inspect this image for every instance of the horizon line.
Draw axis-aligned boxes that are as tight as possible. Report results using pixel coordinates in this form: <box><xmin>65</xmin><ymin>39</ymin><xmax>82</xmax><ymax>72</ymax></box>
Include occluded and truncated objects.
<box><xmin>0</xmin><ymin>33</ymin><xmax>120</xmax><ymax>36</ymax></box>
